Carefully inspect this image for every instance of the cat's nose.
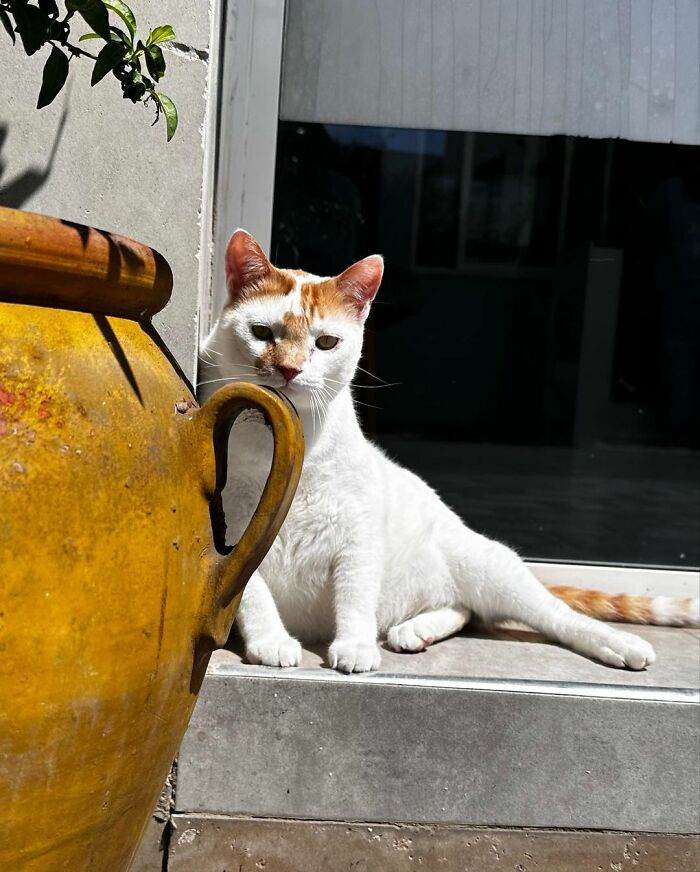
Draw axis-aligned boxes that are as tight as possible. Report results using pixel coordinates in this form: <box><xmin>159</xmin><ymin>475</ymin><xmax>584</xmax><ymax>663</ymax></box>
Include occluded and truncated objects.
<box><xmin>276</xmin><ymin>365</ymin><xmax>302</xmax><ymax>383</ymax></box>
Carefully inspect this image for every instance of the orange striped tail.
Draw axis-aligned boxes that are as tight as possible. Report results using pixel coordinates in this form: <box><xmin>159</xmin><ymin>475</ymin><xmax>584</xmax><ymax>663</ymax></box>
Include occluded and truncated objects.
<box><xmin>546</xmin><ymin>585</ymin><xmax>699</xmax><ymax>628</ymax></box>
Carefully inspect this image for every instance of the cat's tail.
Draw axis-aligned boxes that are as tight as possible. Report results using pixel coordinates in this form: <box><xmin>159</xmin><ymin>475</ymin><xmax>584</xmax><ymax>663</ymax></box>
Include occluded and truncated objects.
<box><xmin>546</xmin><ymin>585</ymin><xmax>699</xmax><ymax>628</ymax></box>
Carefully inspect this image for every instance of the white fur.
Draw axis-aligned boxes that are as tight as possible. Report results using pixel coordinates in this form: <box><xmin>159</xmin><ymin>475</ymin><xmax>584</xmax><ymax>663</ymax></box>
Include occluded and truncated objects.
<box><xmin>200</xmin><ymin>268</ymin><xmax>657</xmax><ymax>674</ymax></box>
<box><xmin>651</xmin><ymin>595</ymin><xmax>700</xmax><ymax>627</ymax></box>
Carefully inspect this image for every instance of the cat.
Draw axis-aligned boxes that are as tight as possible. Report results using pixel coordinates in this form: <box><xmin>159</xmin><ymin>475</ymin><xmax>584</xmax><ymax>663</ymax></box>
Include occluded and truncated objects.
<box><xmin>199</xmin><ymin>230</ymin><xmax>699</xmax><ymax>673</ymax></box>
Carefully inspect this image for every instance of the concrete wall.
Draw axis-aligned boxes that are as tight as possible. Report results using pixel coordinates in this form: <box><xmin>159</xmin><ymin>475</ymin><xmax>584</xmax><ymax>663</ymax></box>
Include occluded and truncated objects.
<box><xmin>0</xmin><ymin>1</ymin><xmax>218</xmax><ymax>380</ymax></box>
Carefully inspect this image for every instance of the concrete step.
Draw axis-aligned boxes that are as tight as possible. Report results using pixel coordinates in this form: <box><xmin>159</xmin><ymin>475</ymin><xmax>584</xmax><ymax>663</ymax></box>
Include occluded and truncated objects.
<box><xmin>167</xmin><ymin>815</ymin><xmax>700</xmax><ymax>871</ymax></box>
<box><xmin>175</xmin><ymin>624</ymin><xmax>699</xmax><ymax>836</ymax></box>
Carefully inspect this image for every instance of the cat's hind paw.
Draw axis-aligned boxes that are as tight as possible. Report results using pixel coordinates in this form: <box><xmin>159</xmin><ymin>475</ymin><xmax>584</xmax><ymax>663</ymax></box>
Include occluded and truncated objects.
<box><xmin>387</xmin><ymin>622</ymin><xmax>433</xmax><ymax>652</ymax></box>
<box><xmin>387</xmin><ymin>607</ymin><xmax>471</xmax><ymax>653</ymax></box>
<box><xmin>588</xmin><ymin>629</ymin><xmax>656</xmax><ymax>671</ymax></box>
<box><xmin>328</xmin><ymin>640</ymin><xmax>381</xmax><ymax>673</ymax></box>
<box><xmin>245</xmin><ymin>635</ymin><xmax>302</xmax><ymax>668</ymax></box>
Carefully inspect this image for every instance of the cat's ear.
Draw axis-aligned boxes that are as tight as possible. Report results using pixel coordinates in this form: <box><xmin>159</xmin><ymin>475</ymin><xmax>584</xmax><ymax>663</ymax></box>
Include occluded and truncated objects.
<box><xmin>336</xmin><ymin>255</ymin><xmax>384</xmax><ymax>320</ymax></box>
<box><xmin>225</xmin><ymin>229</ymin><xmax>273</xmax><ymax>300</ymax></box>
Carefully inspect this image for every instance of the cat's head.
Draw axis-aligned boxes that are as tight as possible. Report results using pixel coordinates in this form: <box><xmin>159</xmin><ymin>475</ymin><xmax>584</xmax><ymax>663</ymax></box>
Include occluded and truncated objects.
<box><xmin>210</xmin><ymin>229</ymin><xmax>383</xmax><ymax>405</ymax></box>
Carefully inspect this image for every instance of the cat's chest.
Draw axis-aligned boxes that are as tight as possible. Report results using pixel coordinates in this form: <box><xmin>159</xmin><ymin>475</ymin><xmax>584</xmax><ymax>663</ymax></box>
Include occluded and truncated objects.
<box><xmin>227</xmin><ymin>418</ymin><xmax>340</xmax><ymax>567</ymax></box>
<box><xmin>267</xmin><ymin>460</ymin><xmax>340</xmax><ymax>568</ymax></box>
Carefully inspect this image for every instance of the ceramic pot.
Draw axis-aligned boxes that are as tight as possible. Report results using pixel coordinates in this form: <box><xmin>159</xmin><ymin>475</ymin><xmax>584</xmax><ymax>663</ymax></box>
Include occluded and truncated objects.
<box><xmin>0</xmin><ymin>207</ymin><xmax>303</xmax><ymax>871</ymax></box>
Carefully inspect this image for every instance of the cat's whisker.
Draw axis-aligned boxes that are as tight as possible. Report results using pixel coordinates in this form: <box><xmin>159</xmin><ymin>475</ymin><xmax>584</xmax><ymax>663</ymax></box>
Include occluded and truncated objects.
<box><xmin>355</xmin><ymin>364</ymin><xmax>390</xmax><ymax>384</ymax></box>
<box><xmin>197</xmin><ymin>375</ymin><xmax>256</xmax><ymax>387</ymax></box>
<box><xmin>315</xmin><ymin>388</ymin><xmax>331</xmax><ymax>428</ymax></box>
<box><xmin>323</xmin><ymin>376</ymin><xmax>400</xmax><ymax>390</ymax></box>
<box><xmin>310</xmin><ymin>388</ymin><xmax>324</xmax><ymax>425</ymax></box>
<box><xmin>352</xmin><ymin>382</ymin><xmax>401</xmax><ymax>389</ymax></box>
<box><xmin>201</xmin><ymin>359</ymin><xmax>260</xmax><ymax>371</ymax></box>
<box><xmin>309</xmin><ymin>391</ymin><xmax>320</xmax><ymax>438</ymax></box>
<box><xmin>208</xmin><ymin>363</ymin><xmax>260</xmax><ymax>372</ymax></box>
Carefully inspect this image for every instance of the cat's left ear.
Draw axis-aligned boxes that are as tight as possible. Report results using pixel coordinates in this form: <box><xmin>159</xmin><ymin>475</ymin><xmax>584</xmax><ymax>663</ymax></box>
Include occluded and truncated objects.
<box><xmin>336</xmin><ymin>255</ymin><xmax>384</xmax><ymax>321</ymax></box>
<box><xmin>225</xmin><ymin>229</ymin><xmax>273</xmax><ymax>300</ymax></box>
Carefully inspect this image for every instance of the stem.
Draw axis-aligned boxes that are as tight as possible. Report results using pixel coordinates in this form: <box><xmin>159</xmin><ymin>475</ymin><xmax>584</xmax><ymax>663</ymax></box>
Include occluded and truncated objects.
<box><xmin>60</xmin><ymin>40</ymin><xmax>97</xmax><ymax>60</ymax></box>
<box><xmin>147</xmin><ymin>88</ymin><xmax>161</xmax><ymax>124</ymax></box>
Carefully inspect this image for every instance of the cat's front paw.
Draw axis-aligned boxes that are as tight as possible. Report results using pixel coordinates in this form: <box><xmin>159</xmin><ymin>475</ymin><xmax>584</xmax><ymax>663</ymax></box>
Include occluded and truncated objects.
<box><xmin>245</xmin><ymin>635</ymin><xmax>302</xmax><ymax>668</ymax></box>
<box><xmin>328</xmin><ymin>639</ymin><xmax>381</xmax><ymax>673</ymax></box>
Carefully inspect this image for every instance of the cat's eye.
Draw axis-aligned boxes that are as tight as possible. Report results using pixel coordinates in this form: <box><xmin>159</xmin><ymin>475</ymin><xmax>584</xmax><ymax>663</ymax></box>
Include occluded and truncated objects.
<box><xmin>251</xmin><ymin>324</ymin><xmax>274</xmax><ymax>341</ymax></box>
<box><xmin>316</xmin><ymin>335</ymin><xmax>339</xmax><ymax>350</ymax></box>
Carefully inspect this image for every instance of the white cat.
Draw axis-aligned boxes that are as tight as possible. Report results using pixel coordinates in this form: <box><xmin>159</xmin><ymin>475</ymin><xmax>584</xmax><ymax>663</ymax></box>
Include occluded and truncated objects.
<box><xmin>199</xmin><ymin>230</ymin><xmax>698</xmax><ymax>673</ymax></box>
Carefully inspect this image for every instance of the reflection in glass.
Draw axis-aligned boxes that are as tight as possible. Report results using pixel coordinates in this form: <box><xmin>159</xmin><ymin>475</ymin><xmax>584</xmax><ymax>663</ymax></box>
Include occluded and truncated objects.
<box><xmin>272</xmin><ymin>122</ymin><xmax>700</xmax><ymax>568</ymax></box>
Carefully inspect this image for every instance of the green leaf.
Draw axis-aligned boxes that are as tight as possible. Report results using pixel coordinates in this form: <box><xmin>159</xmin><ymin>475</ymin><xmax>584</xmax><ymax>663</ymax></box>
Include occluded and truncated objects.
<box><xmin>146</xmin><ymin>25</ymin><xmax>175</xmax><ymax>47</ymax></box>
<box><xmin>37</xmin><ymin>45</ymin><xmax>69</xmax><ymax>108</ymax></box>
<box><xmin>91</xmin><ymin>39</ymin><xmax>126</xmax><ymax>85</ymax></box>
<box><xmin>144</xmin><ymin>44</ymin><xmax>165</xmax><ymax>81</ymax></box>
<box><xmin>103</xmin><ymin>0</ymin><xmax>135</xmax><ymax>38</ymax></box>
<box><xmin>78</xmin><ymin>32</ymin><xmax>102</xmax><ymax>41</ymax></box>
<box><xmin>66</xmin><ymin>0</ymin><xmax>111</xmax><ymax>41</ymax></box>
<box><xmin>13</xmin><ymin>4</ymin><xmax>50</xmax><ymax>55</ymax></box>
<box><xmin>109</xmin><ymin>25</ymin><xmax>131</xmax><ymax>47</ymax></box>
<box><xmin>155</xmin><ymin>92</ymin><xmax>178</xmax><ymax>141</ymax></box>
<box><xmin>0</xmin><ymin>8</ymin><xmax>15</xmax><ymax>44</ymax></box>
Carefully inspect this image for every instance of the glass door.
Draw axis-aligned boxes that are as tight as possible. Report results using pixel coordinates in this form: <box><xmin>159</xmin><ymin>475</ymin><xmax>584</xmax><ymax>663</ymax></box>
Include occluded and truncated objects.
<box><xmin>270</xmin><ymin>122</ymin><xmax>700</xmax><ymax>572</ymax></box>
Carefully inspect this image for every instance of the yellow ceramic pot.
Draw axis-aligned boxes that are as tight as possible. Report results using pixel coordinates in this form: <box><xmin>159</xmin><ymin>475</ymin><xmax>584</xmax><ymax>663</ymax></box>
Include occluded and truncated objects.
<box><xmin>0</xmin><ymin>208</ymin><xmax>303</xmax><ymax>871</ymax></box>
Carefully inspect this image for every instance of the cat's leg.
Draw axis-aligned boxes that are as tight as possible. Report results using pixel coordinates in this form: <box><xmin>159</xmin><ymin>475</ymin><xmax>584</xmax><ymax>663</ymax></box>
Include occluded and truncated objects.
<box><xmin>387</xmin><ymin>607</ymin><xmax>472</xmax><ymax>652</ymax></box>
<box><xmin>455</xmin><ymin>538</ymin><xmax>656</xmax><ymax>670</ymax></box>
<box><xmin>328</xmin><ymin>545</ymin><xmax>382</xmax><ymax>674</ymax></box>
<box><xmin>237</xmin><ymin>571</ymin><xmax>302</xmax><ymax>667</ymax></box>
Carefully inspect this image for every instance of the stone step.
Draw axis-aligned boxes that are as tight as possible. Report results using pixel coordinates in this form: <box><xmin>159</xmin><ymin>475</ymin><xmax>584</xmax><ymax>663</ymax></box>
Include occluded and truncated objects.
<box><xmin>175</xmin><ymin>625</ymin><xmax>699</xmax><ymax>835</ymax></box>
<box><xmin>167</xmin><ymin>815</ymin><xmax>700</xmax><ymax>872</ymax></box>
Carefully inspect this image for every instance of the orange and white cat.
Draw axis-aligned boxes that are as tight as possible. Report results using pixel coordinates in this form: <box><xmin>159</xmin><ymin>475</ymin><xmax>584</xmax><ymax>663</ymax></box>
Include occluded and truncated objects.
<box><xmin>199</xmin><ymin>230</ymin><xmax>699</xmax><ymax>673</ymax></box>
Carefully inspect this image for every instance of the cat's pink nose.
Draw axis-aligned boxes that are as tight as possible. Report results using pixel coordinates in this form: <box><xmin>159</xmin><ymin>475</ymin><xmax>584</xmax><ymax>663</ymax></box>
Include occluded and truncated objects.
<box><xmin>276</xmin><ymin>365</ymin><xmax>301</xmax><ymax>383</ymax></box>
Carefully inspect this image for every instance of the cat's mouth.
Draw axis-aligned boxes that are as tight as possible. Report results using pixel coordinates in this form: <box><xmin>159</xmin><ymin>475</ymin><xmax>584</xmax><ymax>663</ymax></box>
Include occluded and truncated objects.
<box><xmin>261</xmin><ymin>377</ymin><xmax>304</xmax><ymax>396</ymax></box>
<box><xmin>248</xmin><ymin>372</ymin><xmax>317</xmax><ymax>402</ymax></box>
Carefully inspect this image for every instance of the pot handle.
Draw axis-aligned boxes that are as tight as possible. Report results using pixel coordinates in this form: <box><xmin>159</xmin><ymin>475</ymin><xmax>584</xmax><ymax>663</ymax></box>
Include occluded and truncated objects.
<box><xmin>195</xmin><ymin>383</ymin><xmax>304</xmax><ymax>645</ymax></box>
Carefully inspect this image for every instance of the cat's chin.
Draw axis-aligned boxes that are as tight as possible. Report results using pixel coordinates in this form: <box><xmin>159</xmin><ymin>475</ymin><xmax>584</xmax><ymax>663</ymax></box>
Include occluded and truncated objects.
<box><xmin>262</xmin><ymin>380</ymin><xmax>306</xmax><ymax>401</ymax></box>
<box><xmin>279</xmin><ymin>384</ymin><xmax>311</xmax><ymax>403</ymax></box>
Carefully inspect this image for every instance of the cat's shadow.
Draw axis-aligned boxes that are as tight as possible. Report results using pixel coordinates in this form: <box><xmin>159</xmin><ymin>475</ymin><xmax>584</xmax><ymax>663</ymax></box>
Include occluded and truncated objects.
<box><xmin>224</xmin><ymin>624</ymin><xmax>551</xmax><ymax>672</ymax></box>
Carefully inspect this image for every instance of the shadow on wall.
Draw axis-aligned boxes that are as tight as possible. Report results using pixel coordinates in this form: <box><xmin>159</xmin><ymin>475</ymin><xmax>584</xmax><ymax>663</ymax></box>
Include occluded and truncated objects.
<box><xmin>0</xmin><ymin>109</ymin><xmax>68</xmax><ymax>209</ymax></box>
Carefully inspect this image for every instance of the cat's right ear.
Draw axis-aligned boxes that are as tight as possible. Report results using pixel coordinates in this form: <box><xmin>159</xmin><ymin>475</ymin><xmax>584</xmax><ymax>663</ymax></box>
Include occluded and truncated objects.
<box><xmin>225</xmin><ymin>229</ymin><xmax>273</xmax><ymax>300</ymax></box>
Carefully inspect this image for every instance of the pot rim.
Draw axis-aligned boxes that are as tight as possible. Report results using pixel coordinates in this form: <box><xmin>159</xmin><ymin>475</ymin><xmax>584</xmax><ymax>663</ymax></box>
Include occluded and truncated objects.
<box><xmin>0</xmin><ymin>207</ymin><xmax>172</xmax><ymax>320</ymax></box>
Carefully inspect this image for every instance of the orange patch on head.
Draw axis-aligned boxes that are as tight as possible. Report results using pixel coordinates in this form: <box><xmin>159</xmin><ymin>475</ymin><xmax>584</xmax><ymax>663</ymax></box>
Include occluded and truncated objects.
<box><xmin>244</xmin><ymin>269</ymin><xmax>295</xmax><ymax>300</ymax></box>
<box><xmin>255</xmin><ymin>311</ymin><xmax>310</xmax><ymax>372</ymax></box>
<box><xmin>299</xmin><ymin>278</ymin><xmax>356</xmax><ymax>319</ymax></box>
<box><xmin>282</xmin><ymin>311</ymin><xmax>311</xmax><ymax>344</ymax></box>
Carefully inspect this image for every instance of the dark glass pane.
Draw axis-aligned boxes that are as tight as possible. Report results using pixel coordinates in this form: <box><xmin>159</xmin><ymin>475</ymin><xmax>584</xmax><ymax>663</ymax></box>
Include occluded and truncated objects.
<box><xmin>271</xmin><ymin>122</ymin><xmax>700</xmax><ymax>568</ymax></box>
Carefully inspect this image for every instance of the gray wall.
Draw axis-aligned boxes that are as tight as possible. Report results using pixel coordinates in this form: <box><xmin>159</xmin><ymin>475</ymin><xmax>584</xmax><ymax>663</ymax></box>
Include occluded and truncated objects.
<box><xmin>0</xmin><ymin>1</ymin><xmax>218</xmax><ymax>380</ymax></box>
<box><xmin>206</xmin><ymin>0</ymin><xmax>286</xmax><ymax>333</ymax></box>
<box><xmin>281</xmin><ymin>0</ymin><xmax>700</xmax><ymax>145</ymax></box>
